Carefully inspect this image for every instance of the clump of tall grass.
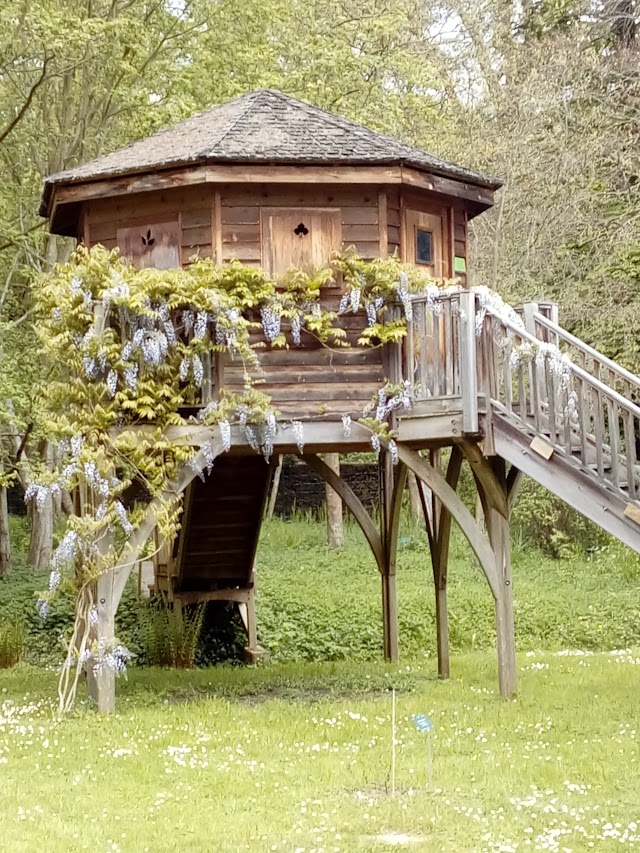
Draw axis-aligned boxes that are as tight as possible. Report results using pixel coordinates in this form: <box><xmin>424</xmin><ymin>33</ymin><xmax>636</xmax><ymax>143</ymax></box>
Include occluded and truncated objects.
<box><xmin>0</xmin><ymin>619</ymin><xmax>25</xmax><ymax>668</ymax></box>
<box><xmin>140</xmin><ymin>599</ymin><xmax>205</xmax><ymax>668</ymax></box>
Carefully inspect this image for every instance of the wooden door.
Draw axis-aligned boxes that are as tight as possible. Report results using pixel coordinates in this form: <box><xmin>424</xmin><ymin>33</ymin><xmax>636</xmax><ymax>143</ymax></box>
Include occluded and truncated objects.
<box><xmin>116</xmin><ymin>220</ymin><xmax>181</xmax><ymax>269</ymax></box>
<box><xmin>405</xmin><ymin>210</ymin><xmax>445</xmax><ymax>277</ymax></box>
<box><xmin>261</xmin><ymin>208</ymin><xmax>342</xmax><ymax>276</ymax></box>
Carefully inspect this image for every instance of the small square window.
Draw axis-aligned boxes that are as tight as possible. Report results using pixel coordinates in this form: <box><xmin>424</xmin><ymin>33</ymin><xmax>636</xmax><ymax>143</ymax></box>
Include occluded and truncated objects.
<box><xmin>416</xmin><ymin>229</ymin><xmax>433</xmax><ymax>265</ymax></box>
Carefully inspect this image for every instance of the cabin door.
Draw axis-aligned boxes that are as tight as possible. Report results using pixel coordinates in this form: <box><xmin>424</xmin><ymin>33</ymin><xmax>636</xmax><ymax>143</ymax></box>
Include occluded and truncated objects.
<box><xmin>405</xmin><ymin>209</ymin><xmax>445</xmax><ymax>277</ymax></box>
<box><xmin>261</xmin><ymin>208</ymin><xmax>342</xmax><ymax>276</ymax></box>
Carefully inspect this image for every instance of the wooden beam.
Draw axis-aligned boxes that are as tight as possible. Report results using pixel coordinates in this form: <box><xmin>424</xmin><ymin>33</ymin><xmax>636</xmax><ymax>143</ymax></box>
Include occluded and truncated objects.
<box><xmin>173</xmin><ymin>483</ymin><xmax>195</xmax><ymax>591</ymax></box>
<box><xmin>302</xmin><ymin>453</ymin><xmax>385</xmax><ymax>573</ymax></box>
<box><xmin>380</xmin><ymin>455</ymin><xmax>406</xmax><ymax>663</ymax></box>
<box><xmin>459</xmin><ymin>440</ymin><xmax>508</xmax><ymax>518</ymax></box>
<box><xmin>400</xmin><ymin>166</ymin><xmax>496</xmax><ymax>208</ymax></box>
<box><xmin>51</xmin><ymin>164</ymin><xmax>403</xmax><ymax>211</ymax></box>
<box><xmin>324</xmin><ymin>453</ymin><xmax>344</xmax><ymax>549</ymax></box>
<box><xmin>176</xmin><ymin>588</ymin><xmax>251</xmax><ymax>606</ymax></box>
<box><xmin>397</xmin><ymin>446</ymin><xmax>500</xmax><ymax>599</ymax></box>
<box><xmin>430</xmin><ymin>446</ymin><xmax>463</xmax><ymax>680</ymax></box>
<box><xmin>111</xmin><ymin>414</ymin><xmax>467</xmax><ymax>453</ymax></box>
<box><xmin>481</xmin><ymin>461</ymin><xmax>517</xmax><ymax>699</ymax></box>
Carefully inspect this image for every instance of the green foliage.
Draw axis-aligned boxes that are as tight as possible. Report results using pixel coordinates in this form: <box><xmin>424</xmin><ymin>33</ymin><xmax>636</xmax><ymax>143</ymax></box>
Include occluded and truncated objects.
<box><xmin>511</xmin><ymin>478</ymin><xmax>610</xmax><ymax>558</ymax></box>
<box><xmin>139</xmin><ymin>599</ymin><xmax>206</xmax><ymax>669</ymax></box>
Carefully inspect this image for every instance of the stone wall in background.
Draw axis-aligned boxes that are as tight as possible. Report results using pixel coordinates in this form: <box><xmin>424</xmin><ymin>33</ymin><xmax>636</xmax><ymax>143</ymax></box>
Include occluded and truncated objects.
<box><xmin>274</xmin><ymin>460</ymin><xmax>379</xmax><ymax>518</ymax></box>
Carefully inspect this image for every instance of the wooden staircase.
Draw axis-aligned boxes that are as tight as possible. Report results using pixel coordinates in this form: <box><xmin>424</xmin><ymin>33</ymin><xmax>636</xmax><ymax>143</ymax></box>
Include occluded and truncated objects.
<box><xmin>484</xmin><ymin>303</ymin><xmax>640</xmax><ymax>553</ymax></box>
<box><xmin>155</xmin><ymin>454</ymin><xmax>274</xmax><ymax>658</ymax></box>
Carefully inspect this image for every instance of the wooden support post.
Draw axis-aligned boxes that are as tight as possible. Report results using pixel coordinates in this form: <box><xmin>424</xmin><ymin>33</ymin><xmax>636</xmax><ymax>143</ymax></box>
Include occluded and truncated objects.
<box><xmin>429</xmin><ymin>447</ymin><xmax>463</xmax><ymax>680</ymax></box>
<box><xmin>459</xmin><ymin>289</ymin><xmax>479</xmax><ymax>434</ymax></box>
<box><xmin>379</xmin><ymin>452</ymin><xmax>400</xmax><ymax>663</ymax></box>
<box><xmin>397</xmin><ymin>446</ymin><xmax>516</xmax><ymax>697</ymax></box>
<box><xmin>324</xmin><ymin>453</ymin><xmax>344</xmax><ymax>549</ymax></box>
<box><xmin>245</xmin><ymin>587</ymin><xmax>258</xmax><ymax>651</ymax></box>
<box><xmin>483</xmin><ymin>459</ymin><xmax>517</xmax><ymax>699</ymax></box>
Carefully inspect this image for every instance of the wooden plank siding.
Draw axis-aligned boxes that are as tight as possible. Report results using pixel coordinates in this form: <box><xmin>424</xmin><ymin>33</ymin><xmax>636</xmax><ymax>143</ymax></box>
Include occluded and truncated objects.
<box><xmin>220</xmin><ymin>185</ymin><xmax>382</xmax><ymax>265</ymax></box>
<box><xmin>85</xmin><ymin>186</ymin><xmax>214</xmax><ymax>267</ymax></box>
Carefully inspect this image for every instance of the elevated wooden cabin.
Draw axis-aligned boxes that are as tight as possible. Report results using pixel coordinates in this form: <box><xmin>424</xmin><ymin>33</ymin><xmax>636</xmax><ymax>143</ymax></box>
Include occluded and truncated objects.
<box><xmin>42</xmin><ymin>90</ymin><xmax>640</xmax><ymax>711</ymax></box>
<box><xmin>41</xmin><ymin>89</ymin><xmax>499</xmax><ymax>423</ymax></box>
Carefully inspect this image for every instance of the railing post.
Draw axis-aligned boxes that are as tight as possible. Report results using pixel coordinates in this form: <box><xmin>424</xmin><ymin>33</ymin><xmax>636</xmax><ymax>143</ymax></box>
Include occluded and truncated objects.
<box><xmin>459</xmin><ymin>290</ymin><xmax>479</xmax><ymax>434</ymax></box>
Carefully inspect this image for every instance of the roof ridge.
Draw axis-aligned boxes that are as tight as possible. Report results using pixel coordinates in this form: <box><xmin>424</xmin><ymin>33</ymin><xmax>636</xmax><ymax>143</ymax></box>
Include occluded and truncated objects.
<box><xmin>204</xmin><ymin>89</ymin><xmax>267</xmax><ymax>154</ymax></box>
<box><xmin>266</xmin><ymin>89</ymin><xmax>415</xmax><ymax>158</ymax></box>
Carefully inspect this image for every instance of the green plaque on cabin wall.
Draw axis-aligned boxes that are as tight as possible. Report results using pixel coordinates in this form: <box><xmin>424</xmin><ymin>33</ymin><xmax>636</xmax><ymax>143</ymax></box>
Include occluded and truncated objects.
<box><xmin>454</xmin><ymin>256</ymin><xmax>467</xmax><ymax>273</ymax></box>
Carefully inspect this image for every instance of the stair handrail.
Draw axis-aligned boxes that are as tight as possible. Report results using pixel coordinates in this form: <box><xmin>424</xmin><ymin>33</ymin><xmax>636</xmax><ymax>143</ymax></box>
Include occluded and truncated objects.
<box><xmin>532</xmin><ymin>311</ymin><xmax>640</xmax><ymax>394</ymax></box>
<box><xmin>490</xmin><ymin>311</ymin><xmax>640</xmax><ymax>421</ymax></box>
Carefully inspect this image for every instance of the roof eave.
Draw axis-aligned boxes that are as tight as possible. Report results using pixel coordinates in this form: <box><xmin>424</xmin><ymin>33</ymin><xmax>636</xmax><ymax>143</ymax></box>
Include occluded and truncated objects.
<box><xmin>42</xmin><ymin>158</ymin><xmax>501</xmax><ymax>231</ymax></box>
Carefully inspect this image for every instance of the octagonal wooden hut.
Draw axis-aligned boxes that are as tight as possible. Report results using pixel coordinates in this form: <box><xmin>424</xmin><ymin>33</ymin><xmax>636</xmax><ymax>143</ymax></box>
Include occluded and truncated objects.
<box><xmin>41</xmin><ymin>90</ymin><xmax>640</xmax><ymax>710</ymax></box>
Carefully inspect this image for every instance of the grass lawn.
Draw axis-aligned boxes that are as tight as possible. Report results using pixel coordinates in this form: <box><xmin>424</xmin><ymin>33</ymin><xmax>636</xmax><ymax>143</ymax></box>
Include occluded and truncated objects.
<box><xmin>1</xmin><ymin>651</ymin><xmax>640</xmax><ymax>852</ymax></box>
<box><xmin>2</xmin><ymin>514</ymin><xmax>640</xmax><ymax>851</ymax></box>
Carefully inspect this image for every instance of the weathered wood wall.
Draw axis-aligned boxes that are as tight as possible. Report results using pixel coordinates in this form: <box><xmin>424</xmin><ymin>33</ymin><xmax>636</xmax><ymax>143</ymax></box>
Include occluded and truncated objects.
<box><xmin>82</xmin><ymin>182</ymin><xmax>470</xmax><ymax>420</ymax></box>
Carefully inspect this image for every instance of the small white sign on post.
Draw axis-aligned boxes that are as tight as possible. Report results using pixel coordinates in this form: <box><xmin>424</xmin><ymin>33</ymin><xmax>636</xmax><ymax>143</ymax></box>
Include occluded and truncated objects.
<box><xmin>411</xmin><ymin>714</ymin><xmax>434</xmax><ymax>789</ymax></box>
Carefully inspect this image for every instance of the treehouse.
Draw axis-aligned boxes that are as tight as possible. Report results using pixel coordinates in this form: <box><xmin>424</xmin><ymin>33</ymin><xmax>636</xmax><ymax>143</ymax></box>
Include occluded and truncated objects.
<box><xmin>41</xmin><ymin>89</ymin><xmax>640</xmax><ymax>711</ymax></box>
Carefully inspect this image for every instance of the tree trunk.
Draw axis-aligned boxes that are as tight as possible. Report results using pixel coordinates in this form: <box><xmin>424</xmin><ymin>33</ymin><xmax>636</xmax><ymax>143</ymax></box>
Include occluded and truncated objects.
<box><xmin>27</xmin><ymin>442</ymin><xmax>54</xmax><ymax>569</ymax></box>
<box><xmin>28</xmin><ymin>494</ymin><xmax>53</xmax><ymax>569</ymax></box>
<box><xmin>0</xmin><ymin>481</ymin><xmax>11</xmax><ymax>577</ymax></box>
<box><xmin>324</xmin><ymin>453</ymin><xmax>344</xmax><ymax>549</ymax></box>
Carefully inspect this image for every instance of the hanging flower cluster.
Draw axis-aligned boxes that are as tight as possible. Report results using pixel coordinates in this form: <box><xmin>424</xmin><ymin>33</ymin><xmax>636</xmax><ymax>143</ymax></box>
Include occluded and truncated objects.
<box><xmin>360</xmin><ymin>380</ymin><xmax>414</xmax><ymax>459</ymax></box>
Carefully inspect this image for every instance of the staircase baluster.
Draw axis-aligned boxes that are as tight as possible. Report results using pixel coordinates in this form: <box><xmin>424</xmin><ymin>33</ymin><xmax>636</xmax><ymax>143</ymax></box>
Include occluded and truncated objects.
<box><xmin>594</xmin><ymin>389</ymin><xmax>605</xmax><ymax>479</ymax></box>
<box><xmin>577</xmin><ymin>377</ymin><xmax>590</xmax><ymax>469</ymax></box>
<box><xmin>420</xmin><ymin>300</ymin><xmax>429</xmax><ymax>397</ymax></box>
<box><xmin>623</xmin><ymin>409</ymin><xmax>637</xmax><ymax>501</ymax></box>
<box><xmin>433</xmin><ymin>303</ymin><xmax>442</xmax><ymax>397</ymax></box>
<box><xmin>502</xmin><ymin>339</ymin><xmax>513</xmax><ymax>413</ymax></box>
<box><xmin>608</xmin><ymin>399</ymin><xmax>620</xmax><ymax>491</ymax></box>
<box><xmin>562</xmin><ymin>380</ymin><xmax>573</xmax><ymax>457</ymax></box>
<box><xmin>546</xmin><ymin>358</ymin><xmax>557</xmax><ymax>446</ymax></box>
<box><xmin>444</xmin><ymin>299</ymin><xmax>454</xmax><ymax>396</ymax></box>
<box><xmin>405</xmin><ymin>303</ymin><xmax>415</xmax><ymax>391</ymax></box>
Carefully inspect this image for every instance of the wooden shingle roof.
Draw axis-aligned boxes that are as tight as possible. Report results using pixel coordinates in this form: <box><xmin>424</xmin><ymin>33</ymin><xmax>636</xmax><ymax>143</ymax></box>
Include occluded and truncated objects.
<box><xmin>40</xmin><ymin>89</ymin><xmax>500</xmax><ymax>217</ymax></box>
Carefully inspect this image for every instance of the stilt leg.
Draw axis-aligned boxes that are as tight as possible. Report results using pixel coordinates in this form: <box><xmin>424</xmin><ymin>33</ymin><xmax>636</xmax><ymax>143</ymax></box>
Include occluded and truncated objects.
<box><xmin>428</xmin><ymin>447</ymin><xmax>462</xmax><ymax>680</ymax></box>
<box><xmin>434</xmin><ymin>582</ymin><xmax>450</xmax><ymax>679</ymax></box>
<box><xmin>245</xmin><ymin>586</ymin><xmax>258</xmax><ymax>651</ymax></box>
<box><xmin>381</xmin><ymin>571</ymin><xmax>399</xmax><ymax>662</ymax></box>
<box><xmin>380</xmin><ymin>452</ymin><xmax>403</xmax><ymax>664</ymax></box>
<box><xmin>484</xmin><ymin>461</ymin><xmax>517</xmax><ymax>699</ymax></box>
